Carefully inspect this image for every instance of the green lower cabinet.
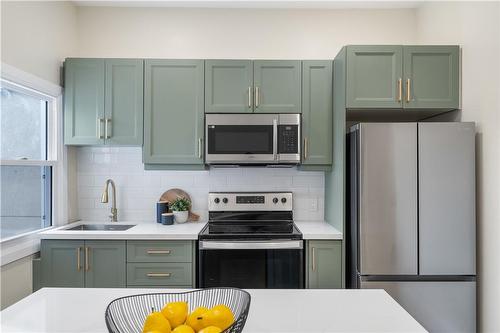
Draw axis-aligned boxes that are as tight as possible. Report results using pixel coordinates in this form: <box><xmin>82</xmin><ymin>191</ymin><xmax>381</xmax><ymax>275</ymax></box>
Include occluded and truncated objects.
<box><xmin>143</xmin><ymin>60</ymin><xmax>205</xmax><ymax>165</ymax></box>
<box><xmin>40</xmin><ymin>240</ymin><xmax>126</xmax><ymax>288</ymax></box>
<box><xmin>127</xmin><ymin>263</ymin><xmax>193</xmax><ymax>287</ymax></box>
<box><xmin>403</xmin><ymin>46</ymin><xmax>459</xmax><ymax>109</ymax></box>
<box><xmin>41</xmin><ymin>240</ymin><xmax>85</xmax><ymax>288</ymax></box>
<box><xmin>84</xmin><ymin>240</ymin><xmax>126</xmax><ymax>288</ymax></box>
<box><xmin>301</xmin><ymin>61</ymin><xmax>333</xmax><ymax>166</ymax></box>
<box><xmin>307</xmin><ymin>240</ymin><xmax>342</xmax><ymax>289</ymax></box>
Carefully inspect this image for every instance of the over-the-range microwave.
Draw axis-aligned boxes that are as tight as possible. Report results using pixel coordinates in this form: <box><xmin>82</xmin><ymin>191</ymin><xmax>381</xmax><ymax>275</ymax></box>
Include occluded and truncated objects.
<box><xmin>205</xmin><ymin>114</ymin><xmax>301</xmax><ymax>165</ymax></box>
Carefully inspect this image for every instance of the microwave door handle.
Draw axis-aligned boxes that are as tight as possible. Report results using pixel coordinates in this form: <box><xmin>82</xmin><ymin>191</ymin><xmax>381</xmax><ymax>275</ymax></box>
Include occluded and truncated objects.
<box><xmin>273</xmin><ymin>119</ymin><xmax>278</xmax><ymax>161</ymax></box>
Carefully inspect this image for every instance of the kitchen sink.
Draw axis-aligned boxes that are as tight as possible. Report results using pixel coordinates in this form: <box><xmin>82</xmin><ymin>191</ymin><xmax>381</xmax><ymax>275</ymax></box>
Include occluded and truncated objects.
<box><xmin>64</xmin><ymin>224</ymin><xmax>136</xmax><ymax>231</ymax></box>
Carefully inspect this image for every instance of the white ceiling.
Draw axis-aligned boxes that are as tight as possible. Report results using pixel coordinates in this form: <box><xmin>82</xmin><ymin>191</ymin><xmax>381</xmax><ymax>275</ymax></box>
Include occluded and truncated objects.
<box><xmin>72</xmin><ymin>0</ymin><xmax>422</xmax><ymax>9</ymax></box>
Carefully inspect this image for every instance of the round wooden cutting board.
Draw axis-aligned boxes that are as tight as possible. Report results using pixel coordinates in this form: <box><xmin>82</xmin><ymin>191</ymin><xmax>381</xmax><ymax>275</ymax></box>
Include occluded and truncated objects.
<box><xmin>159</xmin><ymin>188</ymin><xmax>200</xmax><ymax>222</ymax></box>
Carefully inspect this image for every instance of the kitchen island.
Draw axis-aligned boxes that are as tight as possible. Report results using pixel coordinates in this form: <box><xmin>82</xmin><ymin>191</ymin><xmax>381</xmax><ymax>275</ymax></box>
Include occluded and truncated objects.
<box><xmin>1</xmin><ymin>288</ymin><xmax>426</xmax><ymax>332</ymax></box>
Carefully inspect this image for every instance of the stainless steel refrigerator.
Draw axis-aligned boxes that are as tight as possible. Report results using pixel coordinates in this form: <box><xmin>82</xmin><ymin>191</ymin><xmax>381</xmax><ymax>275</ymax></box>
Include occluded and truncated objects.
<box><xmin>347</xmin><ymin>122</ymin><xmax>476</xmax><ymax>332</ymax></box>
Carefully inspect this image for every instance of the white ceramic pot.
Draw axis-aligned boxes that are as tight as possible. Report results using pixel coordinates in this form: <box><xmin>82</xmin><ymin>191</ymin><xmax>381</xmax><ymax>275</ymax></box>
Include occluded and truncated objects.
<box><xmin>173</xmin><ymin>210</ymin><xmax>189</xmax><ymax>223</ymax></box>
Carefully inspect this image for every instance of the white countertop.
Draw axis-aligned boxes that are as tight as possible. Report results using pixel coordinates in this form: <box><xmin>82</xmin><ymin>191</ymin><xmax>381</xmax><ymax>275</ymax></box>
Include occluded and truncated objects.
<box><xmin>295</xmin><ymin>221</ymin><xmax>343</xmax><ymax>240</ymax></box>
<box><xmin>0</xmin><ymin>288</ymin><xmax>426</xmax><ymax>333</ymax></box>
<box><xmin>39</xmin><ymin>221</ymin><xmax>342</xmax><ymax>241</ymax></box>
<box><xmin>39</xmin><ymin>221</ymin><xmax>207</xmax><ymax>240</ymax></box>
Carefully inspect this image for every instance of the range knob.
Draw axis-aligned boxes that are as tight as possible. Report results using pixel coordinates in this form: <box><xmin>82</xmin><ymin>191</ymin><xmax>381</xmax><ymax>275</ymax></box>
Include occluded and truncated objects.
<box><xmin>273</xmin><ymin>197</ymin><xmax>279</xmax><ymax>204</ymax></box>
<box><xmin>214</xmin><ymin>198</ymin><xmax>220</xmax><ymax>204</ymax></box>
<box><xmin>222</xmin><ymin>198</ymin><xmax>229</xmax><ymax>204</ymax></box>
<box><xmin>281</xmin><ymin>197</ymin><xmax>287</xmax><ymax>204</ymax></box>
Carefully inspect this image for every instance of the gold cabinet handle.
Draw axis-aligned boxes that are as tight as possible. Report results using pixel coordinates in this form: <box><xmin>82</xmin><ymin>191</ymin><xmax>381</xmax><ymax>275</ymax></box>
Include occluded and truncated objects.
<box><xmin>303</xmin><ymin>137</ymin><xmax>308</xmax><ymax>160</ymax></box>
<box><xmin>96</xmin><ymin>118</ymin><xmax>104</xmax><ymax>139</ymax></box>
<box><xmin>105</xmin><ymin>118</ymin><xmax>112</xmax><ymax>139</ymax></box>
<box><xmin>247</xmin><ymin>86</ymin><xmax>252</xmax><ymax>108</ymax></box>
<box><xmin>147</xmin><ymin>273</ymin><xmax>171</xmax><ymax>278</ymax></box>
<box><xmin>198</xmin><ymin>138</ymin><xmax>203</xmax><ymax>159</ymax></box>
<box><xmin>312</xmin><ymin>247</ymin><xmax>316</xmax><ymax>272</ymax></box>
<box><xmin>406</xmin><ymin>78</ymin><xmax>411</xmax><ymax>103</ymax></box>
<box><xmin>77</xmin><ymin>247</ymin><xmax>82</xmax><ymax>271</ymax></box>
<box><xmin>85</xmin><ymin>247</ymin><xmax>90</xmax><ymax>271</ymax></box>
<box><xmin>255</xmin><ymin>86</ymin><xmax>260</xmax><ymax>108</ymax></box>
<box><xmin>147</xmin><ymin>249</ymin><xmax>171</xmax><ymax>255</ymax></box>
<box><xmin>397</xmin><ymin>78</ymin><xmax>402</xmax><ymax>102</ymax></box>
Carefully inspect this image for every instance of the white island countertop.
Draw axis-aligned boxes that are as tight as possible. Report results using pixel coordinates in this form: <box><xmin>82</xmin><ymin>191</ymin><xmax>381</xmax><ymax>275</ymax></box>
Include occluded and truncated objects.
<box><xmin>295</xmin><ymin>221</ymin><xmax>343</xmax><ymax>240</ymax></box>
<box><xmin>39</xmin><ymin>221</ymin><xmax>207</xmax><ymax>240</ymax></box>
<box><xmin>0</xmin><ymin>288</ymin><xmax>426</xmax><ymax>333</ymax></box>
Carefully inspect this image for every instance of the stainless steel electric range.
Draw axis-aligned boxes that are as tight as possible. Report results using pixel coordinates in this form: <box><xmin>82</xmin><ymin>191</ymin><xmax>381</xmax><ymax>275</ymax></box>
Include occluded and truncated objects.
<box><xmin>198</xmin><ymin>192</ymin><xmax>304</xmax><ymax>289</ymax></box>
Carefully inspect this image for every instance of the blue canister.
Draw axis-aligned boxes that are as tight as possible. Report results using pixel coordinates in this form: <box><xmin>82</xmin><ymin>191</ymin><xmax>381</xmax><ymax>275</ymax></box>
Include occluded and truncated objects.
<box><xmin>156</xmin><ymin>201</ymin><xmax>169</xmax><ymax>223</ymax></box>
<box><xmin>161</xmin><ymin>213</ymin><xmax>174</xmax><ymax>225</ymax></box>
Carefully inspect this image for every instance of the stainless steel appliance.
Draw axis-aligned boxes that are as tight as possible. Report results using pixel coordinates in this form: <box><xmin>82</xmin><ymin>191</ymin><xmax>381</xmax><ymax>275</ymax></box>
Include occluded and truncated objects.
<box><xmin>198</xmin><ymin>192</ymin><xmax>304</xmax><ymax>288</ymax></box>
<box><xmin>347</xmin><ymin>122</ymin><xmax>476</xmax><ymax>332</ymax></box>
<box><xmin>205</xmin><ymin>114</ymin><xmax>300</xmax><ymax>165</ymax></box>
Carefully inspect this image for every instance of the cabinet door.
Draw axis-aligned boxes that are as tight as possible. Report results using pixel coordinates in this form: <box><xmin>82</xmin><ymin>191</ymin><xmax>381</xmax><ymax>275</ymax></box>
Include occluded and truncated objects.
<box><xmin>253</xmin><ymin>60</ymin><xmax>301</xmax><ymax>113</ymax></box>
<box><xmin>104</xmin><ymin>59</ymin><xmax>144</xmax><ymax>145</ymax></box>
<box><xmin>84</xmin><ymin>240</ymin><xmax>126</xmax><ymax>288</ymax></box>
<box><xmin>403</xmin><ymin>46</ymin><xmax>459</xmax><ymax>109</ymax></box>
<box><xmin>205</xmin><ymin>60</ymin><xmax>253</xmax><ymax>113</ymax></box>
<box><xmin>40</xmin><ymin>240</ymin><xmax>84</xmax><ymax>287</ymax></box>
<box><xmin>302</xmin><ymin>61</ymin><xmax>333</xmax><ymax>165</ymax></box>
<box><xmin>64</xmin><ymin>58</ymin><xmax>105</xmax><ymax>145</ymax></box>
<box><xmin>346</xmin><ymin>46</ymin><xmax>403</xmax><ymax>109</ymax></box>
<box><xmin>143</xmin><ymin>60</ymin><xmax>205</xmax><ymax>164</ymax></box>
<box><xmin>308</xmin><ymin>240</ymin><xmax>342</xmax><ymax>289</ymax></box>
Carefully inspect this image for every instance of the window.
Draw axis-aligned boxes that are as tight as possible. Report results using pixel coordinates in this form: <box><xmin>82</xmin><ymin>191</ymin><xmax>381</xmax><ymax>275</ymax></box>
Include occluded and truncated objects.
<box><xmin>1</xmin><ymin>80</ymin><xmax>57</xmax><ymax>241</ymax></box>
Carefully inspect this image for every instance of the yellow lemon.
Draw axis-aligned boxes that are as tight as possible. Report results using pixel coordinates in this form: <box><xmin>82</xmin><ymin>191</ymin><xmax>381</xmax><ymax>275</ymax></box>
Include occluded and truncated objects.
<box><xmin>197</xmin><ymin>305</ymin><xmax>234</xmax><ymax>331</ymax></box>
<box><xmin>172</xmin><ymin>324</ymin><xmax>195</xmax><ymax>333</ymax></box>
<box><xmin>161</xmin><ymin>302</ymin><xmax>188</xmax><ymax>329</ymax></box>
<box><xmin>198</xmin><ymin>327</ymin><xmax>222</xmax><ymax>333</ymax></box>
<box><xmin>185</xmin><ymin>306</ymin><xmax>209</xmax><ymax>332</ymax></box>
<box><xmin>142</xmin><ymin>311</ymin><xmax>172</xmax><ymax>333</ymax></box>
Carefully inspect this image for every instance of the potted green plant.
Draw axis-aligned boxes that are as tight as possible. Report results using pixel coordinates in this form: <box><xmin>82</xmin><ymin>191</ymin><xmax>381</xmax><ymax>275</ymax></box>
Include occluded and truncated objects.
<box><xmin>169</xmin><ymin>197</ymin><xmax>191</xmax><ymax>223</ymax></box>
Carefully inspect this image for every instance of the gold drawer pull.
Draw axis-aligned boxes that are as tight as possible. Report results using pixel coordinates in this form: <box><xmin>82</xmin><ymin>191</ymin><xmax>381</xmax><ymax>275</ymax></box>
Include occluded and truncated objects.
<box><xmin>147</xmin><ymin>249</ymin><xmax>171</xmax><ymax>255</ymax></box>
<box><xmin>147</xmin><ymin>272</ymin><xmax>171</xmax><ymax>278</ymax></box>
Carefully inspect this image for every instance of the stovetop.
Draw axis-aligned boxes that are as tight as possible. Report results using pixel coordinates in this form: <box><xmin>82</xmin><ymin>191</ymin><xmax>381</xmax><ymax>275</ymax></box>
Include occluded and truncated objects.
<box><xmin>200</xmin><ymin>192</ymin><xmax>302</xmax><ymax>241</ymax></box>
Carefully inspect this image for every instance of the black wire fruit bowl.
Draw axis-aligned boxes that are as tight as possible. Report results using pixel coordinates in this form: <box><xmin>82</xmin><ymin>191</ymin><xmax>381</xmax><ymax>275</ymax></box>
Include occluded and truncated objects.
<box><xmin>105</xmin><ymin>288</ymin><xmax>251</xmax><ymax>333</ymax></box>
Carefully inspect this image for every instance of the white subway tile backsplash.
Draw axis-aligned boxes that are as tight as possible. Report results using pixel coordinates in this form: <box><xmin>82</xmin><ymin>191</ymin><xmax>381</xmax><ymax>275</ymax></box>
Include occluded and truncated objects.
<box><xmin>76</xmin><ymin>147</ymin><xmax>324</xmax><ymax>223</ymax></box>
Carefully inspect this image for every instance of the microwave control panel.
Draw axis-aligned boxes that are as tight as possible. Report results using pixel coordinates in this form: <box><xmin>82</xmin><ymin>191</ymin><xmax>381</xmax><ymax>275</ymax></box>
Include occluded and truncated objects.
<box><xmin>278</xmin><ymin>125</ymin><xmax>299</xmax><ymax>154</ymax></box>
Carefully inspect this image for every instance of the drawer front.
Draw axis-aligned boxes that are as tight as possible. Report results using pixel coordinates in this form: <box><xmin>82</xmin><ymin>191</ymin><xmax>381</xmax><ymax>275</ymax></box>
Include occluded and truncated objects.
<box><xmin>127</xmin><ymin>263</ymin><xmax>193</xmax><ymax>286</ymax></box>
<box><xmin>127</xmin><ymin>241</ymin><xmax>192</xmax><ymax>263</ymax></box>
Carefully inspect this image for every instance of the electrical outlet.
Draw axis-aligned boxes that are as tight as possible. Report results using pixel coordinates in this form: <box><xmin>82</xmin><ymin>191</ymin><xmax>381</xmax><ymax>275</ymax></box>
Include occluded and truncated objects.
<box><xmin>309</xmin><ymin>198</ymin><xmax>318</xmax><ymax>212</ymax></box>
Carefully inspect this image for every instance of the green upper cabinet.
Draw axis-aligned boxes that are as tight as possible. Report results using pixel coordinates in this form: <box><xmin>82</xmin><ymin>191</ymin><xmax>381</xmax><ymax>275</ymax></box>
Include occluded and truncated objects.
<box><xmin>253</xmin><ymin>60</ymin><xmax>301</xmax><ymax>113</ymax></box>
<box><xmin>84</xmin><ymin>240</ymin><xmax>126</xmax><ymax>288</ymax></box>
<box><xmin>302</xmin><ymin>61</ymin><xmax>333</xmax><ymax>166</ymax></box>
<box><xmin>143</xmin><ymin>60</ymin><xmax>204</xmax><ymax>165</ymax></box>
<box><xmin>307</xmin><ymin>240</ymin><xmax>342</xmax><ymax>289</ymax></box>
<box><xmin>205</xmin><ymin>60</ymin><xmax>253</xmax><ymax>113</ymax></box>
<box><xmin>346</xmin><ymin>46</ymin><xmax>403</xmax><ymax>109</ymax></box>
<box><xmin>403</xmin><ymin>46</ymin><xmax>459</xmax><ymax>109</ymax></box>
<box><xmin>104</xmin><ymin>59</ymin><xmax>144</xmax><ymax>145</ymax></box>
<box><xmin>64</xmin><ymin>59</ymin><xmax>105</xmax><ymax>145</ymax></box>
<box><xmin>64</xmin><ymin>58</ymin><xmax>143</xmax><ymax>146</ymax></box>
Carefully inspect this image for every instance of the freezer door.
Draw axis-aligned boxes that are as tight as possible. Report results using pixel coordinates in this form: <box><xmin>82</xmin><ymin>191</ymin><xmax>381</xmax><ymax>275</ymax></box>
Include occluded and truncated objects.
<box><xmin>361</xmin><ymin>280</ymin><xmax>476</xmax><ymax>333</ymax></box>
<box><xmin>358</xmin><ymin>123</ymin><xmax>418</xmax><ymax>275</ymax></box>
<box><xmin>418</xmin><ymin>123</ymin><xmax>476</xmax><ymax>275</ymax></box>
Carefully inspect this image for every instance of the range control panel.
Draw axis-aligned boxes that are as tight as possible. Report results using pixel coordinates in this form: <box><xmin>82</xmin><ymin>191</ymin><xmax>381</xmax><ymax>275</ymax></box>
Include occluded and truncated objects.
<box><xmin>208</xmin><ymin>192</ymin><xmax>293</xmax><ymax>211</ymax></box>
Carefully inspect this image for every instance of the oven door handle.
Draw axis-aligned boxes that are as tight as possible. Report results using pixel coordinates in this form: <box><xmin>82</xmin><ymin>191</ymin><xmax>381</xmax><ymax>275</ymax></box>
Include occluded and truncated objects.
<box><xmin>199</xmin><ymin>240</ymin><xmax>303</xmax><ymax>250</ymax></box>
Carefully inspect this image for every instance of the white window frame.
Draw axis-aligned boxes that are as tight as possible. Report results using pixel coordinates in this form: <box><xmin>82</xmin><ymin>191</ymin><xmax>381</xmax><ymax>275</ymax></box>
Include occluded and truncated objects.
<box><xmin>0</xmin><ymin>63</ymin><xmax>66</xmax><ymax>265</ymax></box>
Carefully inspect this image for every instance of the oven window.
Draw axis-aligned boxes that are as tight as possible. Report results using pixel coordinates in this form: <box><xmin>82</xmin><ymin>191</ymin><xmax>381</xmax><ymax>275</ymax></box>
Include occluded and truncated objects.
<box><xmin>199</xmin><ymin>249</ymin><xmax>303</xmax><ymax>289</ymax></box>
<box><xmin>207</xmin><ymin>125</ymin><xmax>273</xmax><ymax>154</ymax></box>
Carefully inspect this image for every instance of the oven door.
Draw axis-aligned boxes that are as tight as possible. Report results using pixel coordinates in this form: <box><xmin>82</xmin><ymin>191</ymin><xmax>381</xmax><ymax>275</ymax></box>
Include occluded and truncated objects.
<box><xmin>198</xmin><ymin>240</ymin><xmax>304</xmax><ymax>289</ymax></box>
<box><xmin>205</xmin><ymin>114</ymin><xmax>278</xmax><ymax>164</ymax></box>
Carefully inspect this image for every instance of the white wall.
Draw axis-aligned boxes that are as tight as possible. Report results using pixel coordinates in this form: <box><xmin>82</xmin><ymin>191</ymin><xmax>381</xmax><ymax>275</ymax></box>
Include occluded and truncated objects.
<box><xmin>76</xmin><ymin>7</ymin><xmax>417</xmax><ymax>58</ymax></box>
<box><xmin>416</xmin><ymin>2</ymin><xmax>500</xmax><ymax>332</ymax></box>
<box><xmin>0</xmin><ymin>1</ymin><xmax>78</xmax><ymax>85</ymax></box>
<box><xmin>0</xmin><ymin>254</ymin><xmax>34</xmax><ymax>310</ymax></box>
